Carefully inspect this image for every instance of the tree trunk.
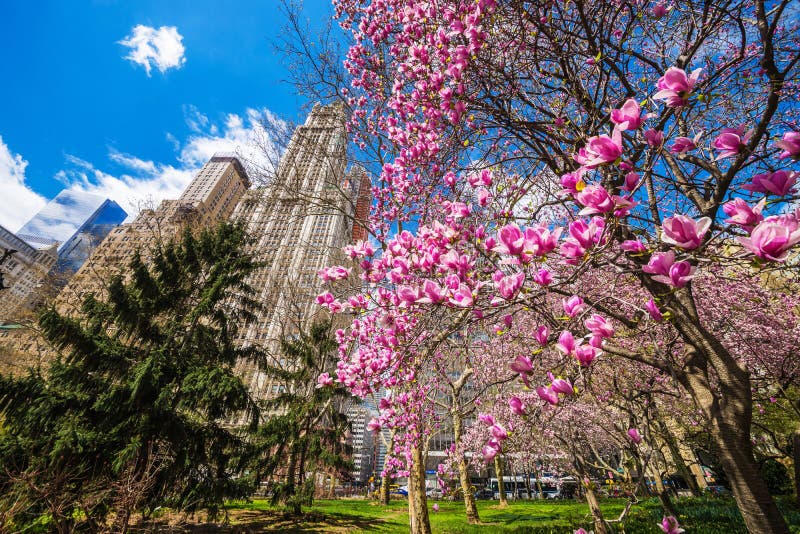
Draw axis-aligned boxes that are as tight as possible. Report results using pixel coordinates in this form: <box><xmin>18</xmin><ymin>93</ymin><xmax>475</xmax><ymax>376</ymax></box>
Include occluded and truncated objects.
<box><xmin>494</xmin><ymin>456</ymin><xmax>508</xmax><ymax>507</ymax></box>
<box><xmin>665</xmin><ymin>288</ymin><xmax>790</xmax><ymax>533</ymax></box>
<box><xmin>713</xmin><ymin>419</ymin><xmax>789</xmax><ymax>534</ymax></box>
<box><xmin>328</xmin><ymin>474</ymin><xmax>336</xmax><ymax>499</ymax></box>
<box><xmin>380</xmin><ymin>474</ymin><xmax>391</xmax><ymax>505</ymax></box>
<box><xmin>408</xmin><ymin>446</ymin><xmax>431</xmax><ymax>534</ymax></box>
<box><xmin>452</xmin><ymin>409</ymin><xmax>480</xmax><ymax>523</ymax></box>
<box><xmin>794</xmin><ymin>426</ymin><xmax>800</xmax><ymax>509</ymax></box>
<box><xmin>682</xmin><ymin>357</ymin><xmax>787</xmax><ymax>532</ymax></box>
<box><xmin>525</xmin><ymin>470</ymin><xmax>532</xmax><ymax>500</ymax></box>
<box><xmin>660</xmin><ymin>420</ymin><xmax>702</xmax><ymax>496</ymax></box>
<box><xmin>585</xmin><ymin>484</ymin><xmax>610</xmax><ymax>534</ymax></box>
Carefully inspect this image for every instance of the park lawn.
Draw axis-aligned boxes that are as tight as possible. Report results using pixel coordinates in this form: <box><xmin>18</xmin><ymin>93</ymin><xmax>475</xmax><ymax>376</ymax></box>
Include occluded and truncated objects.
<box><xmin>204</xmin><ymin>496</ymin><xmax>800</xmax><ymax>533</ymax></box>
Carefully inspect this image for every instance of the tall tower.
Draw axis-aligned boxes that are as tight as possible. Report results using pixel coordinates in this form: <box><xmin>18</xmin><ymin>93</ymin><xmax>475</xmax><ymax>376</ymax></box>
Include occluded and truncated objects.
<box><xmin>57</xmin><ymin>154</ymin><xmax>250</xmax><ymax>309</ymax></box>
<box><xmin>16</xmin><ymin>190</ymin><xmax>128</xmax><ymax>275</ymax></box>
<box><xmin>0</xmin><ymin>155</ymin><xmax>250</xmax><ymax>366</ymax></box>
<box><xmin>0</xmin><ymin>225</ymin><xmax>58</xmax><ymax>322</ymax></box>
<box><xmin>232</xmin><ymin>102</ymin><xmax>363</xmax><ymax>399</ymax></box>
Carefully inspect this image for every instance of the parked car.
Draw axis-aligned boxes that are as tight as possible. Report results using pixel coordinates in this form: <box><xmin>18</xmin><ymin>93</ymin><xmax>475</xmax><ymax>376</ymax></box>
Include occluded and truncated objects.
<box><xmin>392</xmin><ymin>485</ymin><xmax>409</xmax><ymax>496</ymax></box>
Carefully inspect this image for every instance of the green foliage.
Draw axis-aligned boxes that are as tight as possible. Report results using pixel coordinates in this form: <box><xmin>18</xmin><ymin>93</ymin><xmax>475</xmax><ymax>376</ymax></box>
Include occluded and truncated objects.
<box><xmin>218</xmin><ymin>496</ymin><xmax>800</xmax><ymax>533</ymax></box>
<box><xmin>0</xmin><ymin>222</ymin><xmax>265</xmax><ymax>531</ymax></box>
<box><xmin>252</xmin><ymin>321</ymin><xmax>353</xmax><ymax>515</ymax></box>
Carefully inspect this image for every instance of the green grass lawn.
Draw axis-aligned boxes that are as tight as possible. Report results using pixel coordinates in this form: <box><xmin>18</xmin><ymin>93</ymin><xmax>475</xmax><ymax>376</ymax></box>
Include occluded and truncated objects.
<box><xmin>199</xmin><ymin>496</ymin><xmax>800</xmax><ymax>533</ymax></box>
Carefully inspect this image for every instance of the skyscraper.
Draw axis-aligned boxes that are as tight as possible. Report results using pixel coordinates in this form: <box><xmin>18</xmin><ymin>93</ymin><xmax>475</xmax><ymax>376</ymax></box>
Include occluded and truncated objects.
<box><xmin>16</xmin><ymin>190</ymin><xmax>128</xmax><ymax>274</ymax></box>
<box><xmin>0</xmin><ymin>224</ymin><xmax>58</xmax><ymax>322</ymax></box>
<box><xmin>231</xmin><ymin>102</ymin><xmax>368</xmax><ymax>400</ymax></box>
<box><xmin>0</xmin><ymin>154</ymin><xmax>250</xmax><ymax>364</ymax></box>
<box><xmin>56</xmin><ymin>154</ymin><xmax>250</xmax><ymax>310</ymax></box>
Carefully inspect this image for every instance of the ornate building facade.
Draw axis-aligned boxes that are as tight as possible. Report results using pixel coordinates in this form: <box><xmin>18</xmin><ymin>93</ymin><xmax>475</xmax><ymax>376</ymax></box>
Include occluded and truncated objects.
<box><xmin>231</xmin><ymin>102</ymin><xmax>369</xmax><ymax>400</ymax></box>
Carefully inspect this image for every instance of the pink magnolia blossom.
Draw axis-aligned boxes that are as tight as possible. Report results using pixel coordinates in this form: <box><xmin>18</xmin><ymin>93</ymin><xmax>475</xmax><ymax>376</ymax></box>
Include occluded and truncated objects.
<box><xmin>722</xmin><ymin>198</ymin><xmax>765</xmax><ymax>230</ymax></box>
<box><xmin>576</xmin><ymin>185</ymin><xmax>615</xmax><ymax>215</ymax></box>
<box><xmin>522</xmin><ymin>226</ymin><xmax>562</xmax><ymax>258</ymax></box>
<box><xmin>510</xmin><ymin>355</ymin><xmax>534</xmax><ymax>387</ymax></box>
<box><xmin>621</xmin><ymin>171</ymin><xmax>640</xmax><ymax>192</ymax></box>
<box><xmin>316</xmin><ymin>372</ymin><xmax>334</xmax><ymax>388</ymax></box>
<box><xmin>563</xmin><ymin>295</ymin><xmax>586</xmax><ymax>317</ymax></box>
<box><xmin>482</xmin><ymin>439</ymin><xmax>501</xmax><ymax>462</ymax></box>
<box><xmin>536</xmin><ymin>385</ymin><xmax>559</xmax><ymax>405</ymax></box>
<box><xmin>575</xmin><ymin>529</ymin><xmax>589</xmax><ymax>534</ymax></box>
<box><xmin>533</xmin><ymin>268</ymin><xmax>553</xmax><ymax>286</ymax></box>
<box><xmin>344</xmin><ymin>240</ymin><xmax>374</xmax><ymax>259</ymax></box>
<box><xmin>477</xmin><ymin>188</ymin><xmax>492</xmax><ymax>206</ymax></box>
<box><xmin>575</xmin><ymin>345</ymin><xmax>600</xmax><ymax>366</ymax></box>
<box><xmin>642</xmin><ymin>251</ymin><xmax>676</xmax><ymax>277</ymax></box>
<box><xmin>490</xmin><ymin>424</ymin><xmax>509</xmax><ymax>440</ymax></box>
<box><xmin>585</xmin><ymin>314</ymin><xmax>614</xmax><ymax>338</ymax></box>
<box><xmin>494</xmin><ymin>223</ymin><xmax>524</xmax><ymax>255</ymax></box>
<box><xmin>646</xmin><ymin>298</ymin><xmax>664</xmax><ymax>322</ymax></box>
<box><xmin>588</xmin><ymin>334</ymin><xmax>604</xmax><ymax>349</ymax></box>
<box><xmin>478</xmin><ymin>413</ymin><xmax>496</xmax><ymax>426</ymax></box>
<box><xmin>417</xmin><ymin>280</ymin><xmax>445</xmax><ymax>304</ymax></box>
<box><xmin>621</xmin><ymin>239</ymin><xmax>647</xmax><ymax>253</ymax></box>
<box><xmin>743</xmin><ymin>170</ymin><xmax>797</xmax><ymax>196</ymax></box>
<box><xmin>610</xmin><ymin>98</ymin><xmax>644</xmax><ymax>131</ymax></box>
<box><xmin>318</xmin><ymin>265</ymin><xmax>350</xmax><ymax>281</ymax></box>
<box><xmin>534</xmin><ymin>325</ymin><xmax>549</xmax><ymax>346</ymax></box>
<box><xmin>659</xmin><ymin>516</ymin><xmax>685</xmax><ymax>534</ymax></box>
<box><xmin>449</xmin><ymin>284</ymin><xmax>474</xmax><ymax>307</ymax></box>
<box><xmin>367</xmin><ymin>418</ymin><xmax>382</xmax><ymax>432</ymax></box>
<box><xmin>653</xmin><ymin>66</ymin><xmax>702</xmax><ymax>107</ymax></box>
<box><xmin>738</xmin><ymin>216</ymin><xmax>800</xmax><ymax>262</ymax></box>
<box><xmin>549</xmin><ymin>372</ymin><xmax>574</xmax><ymax>395</ymax></box>
<box><xmin>663</xmin><ymin>261</ymin><xmax>695</xmax><ymax>288</ymax></box>
<box><xmin>449</xmin><ymin>201</ymin><xmax>471</xmax><ymax>218</ymax></box>
<box><xmin>627</xmin><ymin>428</ymin><xmax>643</xmax><ymax>444</ymax></box>
<box><xmin>510</xmin><ymin>354</ymin><xmax>534</xmax><ymax>375</ymax></box>
<box><xmin>652</xmin><ymin>3</ymin><xmax>668</xmax><ymax>18</ymax></box>
<box><xmin>497</xmin><ymin>271</ymin><xmax>525</xmax><ymax>299</ymax></box>
<box><xmin>316</xmin><ymin>291</ymin><xmax>335</xmax><ymax>306</ymax></box>
<box><xmin>670</xmin><ymin>135</ymin><xmax>698</xmax><ymax>154</ymax></box>
<box><xmin>643</xmin><ymin>251</ymin><xmax>695</xmax><ymax>287</ymax></box>
<box><xmin>644</xmin><ymin>129</ymin><xmax>664</xmax><ymax>147</ymax></box>
<box><xmin>508</xmin><ymin>396</ymin><xmax>526</xmax><ymax>415</ymax></box>
<box><xmin>775</xmin><ymin>131</ymin><xmax>800</xmax><ymax>160</ymax></box>
<box><xmin>661</xmin><ymin>215</ymin><xmax>711</xmax><ymax>249</ymax></box>
<box><xmin>712</xmin><ymin>126</ymin><xmax>751</xmax><ymax>160</ymax></box>
<box><xmin>432</xmin><ymin>503</ymin><xmax>439</xmax><ymax>512</ymax></box>
<box><xmin>556</xmin><ymin>331</ymin><xmax>577</xmax><ymax>354</ymax></box>
<box><xmin>574</xmin><ymin>129</ymin><xmax>623</xmax><ymax>168</ymax></box>
<box><xmin>560</xmin><ymin>171</ymin><xmax>583</xmax><ymax>194</ymax></box>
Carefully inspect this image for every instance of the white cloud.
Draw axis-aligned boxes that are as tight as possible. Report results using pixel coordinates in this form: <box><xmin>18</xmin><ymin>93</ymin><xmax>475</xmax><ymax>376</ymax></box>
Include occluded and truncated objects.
<box><xmin>4</xmin><ymin>107</ymin><xmax>283</xmax><ymax>230</ymax></box>
<box><xmin>0</xmin><ymin>136</ymin><xmax>47</xmax><ymax>232</ymax></box>
<box><xmin>119</xmin><ymin>25</ymin><xmax>186</xmax><ymax>76</ymax></box>
<box><xmin>61</xmin><ymin>107</ymin><xmax>283</xmax><ymax>221</ymax></box>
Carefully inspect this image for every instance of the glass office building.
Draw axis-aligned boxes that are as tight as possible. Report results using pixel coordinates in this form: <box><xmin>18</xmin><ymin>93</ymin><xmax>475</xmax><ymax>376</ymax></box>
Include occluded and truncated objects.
<box><xmin>16</xmin><ymin>190</ymin><xmax>127</xmax><ymax>273</ymax></box>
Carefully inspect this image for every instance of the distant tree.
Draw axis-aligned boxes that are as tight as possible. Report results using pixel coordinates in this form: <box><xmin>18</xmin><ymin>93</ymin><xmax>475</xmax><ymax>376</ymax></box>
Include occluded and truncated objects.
<box><xmin>0</xmin><ymin>222</ymin><xmax>264</xmax><ymax>533</ymax></box>
<box><xmin>252</xmin><ymin>320</ymin><xmax>352</xmax><ymax>515</ymax></box>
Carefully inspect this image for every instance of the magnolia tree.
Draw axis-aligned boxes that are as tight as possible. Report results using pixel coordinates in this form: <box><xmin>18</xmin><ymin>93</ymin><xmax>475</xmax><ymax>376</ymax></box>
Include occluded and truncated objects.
<box><xmin>316</xmin><ymin>0</ymin><xmax>800</xmax><ymax>532</ymax></box>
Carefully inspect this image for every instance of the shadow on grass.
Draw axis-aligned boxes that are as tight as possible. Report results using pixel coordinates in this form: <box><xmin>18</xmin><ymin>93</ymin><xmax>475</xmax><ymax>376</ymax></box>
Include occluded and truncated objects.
<box><xmin>132</xmin><ymin>509</ymin><xmax>396</xmax><ymax>533</ymax></box>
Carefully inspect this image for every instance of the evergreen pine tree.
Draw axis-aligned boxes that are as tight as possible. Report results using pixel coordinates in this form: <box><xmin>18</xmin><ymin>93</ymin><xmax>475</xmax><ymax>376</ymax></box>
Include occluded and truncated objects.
<box><xmin>0</xmin><ymin>222</ymin><xmax>264</xmax><ymax>532</ymax></box>
<box><xmin>253</xmin><ymin>320</ymin><xmax>353</xmax><ymax>515</ymax></box>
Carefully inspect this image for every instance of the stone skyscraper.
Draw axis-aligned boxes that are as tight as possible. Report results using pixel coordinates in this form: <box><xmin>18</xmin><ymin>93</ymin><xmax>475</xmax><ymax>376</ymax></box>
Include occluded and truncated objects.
<box><xmin>232</xmin><ymin>102</ymin><xmax>369</xmax><ymax>400</ymax></box>
<box><xmin>56</xmin><ymin>154</ymin><xmax>250</xmax><ymax>308</ymax></box>
<box><xmin>0</xmin><ymin>155</ymin><xmax>250</xmax><ymax>364</ymax></box>
<box><xmin>0</xmin><ymin>225</ymin><xmax>58</xmax><ymax>322</ymax></box>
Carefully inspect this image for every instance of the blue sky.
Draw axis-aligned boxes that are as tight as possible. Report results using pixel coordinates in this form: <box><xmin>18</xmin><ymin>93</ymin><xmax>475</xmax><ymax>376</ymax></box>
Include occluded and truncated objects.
<box><xmin>0</xmin><ymin>0</ymin><xmax>331</xmax><ymax>230</ymax></box>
